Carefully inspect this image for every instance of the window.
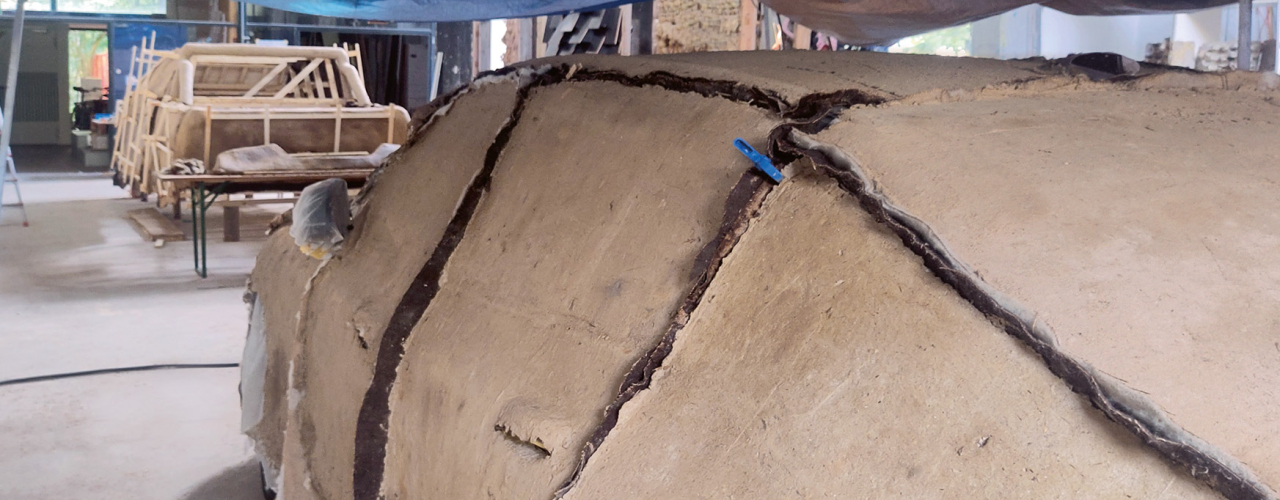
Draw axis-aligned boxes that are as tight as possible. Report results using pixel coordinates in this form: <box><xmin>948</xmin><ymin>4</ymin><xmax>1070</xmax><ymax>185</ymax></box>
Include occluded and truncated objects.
<box><xmin>2</xmin><ymin>0</ymin><xmax>165</xmax><ymax>15</ymax></box>
<box><xmin>889</xmin><ymin>24</ymin><xmax>973</xmax><ymax>57</ymax></box>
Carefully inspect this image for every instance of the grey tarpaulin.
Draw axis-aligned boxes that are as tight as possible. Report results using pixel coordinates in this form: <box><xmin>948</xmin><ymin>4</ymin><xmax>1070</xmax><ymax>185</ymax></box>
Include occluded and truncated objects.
<box><xmin>240</xmin><ymin>294</ymin><xmax>267</xmax><ymax>434</ymax></box>
<box><xmin>766</xmin><ymin>0</ymin><xmax>1235</xmax><ymax>45</ymax></box>
<box><xmin>246</xmin><ymin>0</ymin><xmax>1231</xmax><ymax>44</ymax></box>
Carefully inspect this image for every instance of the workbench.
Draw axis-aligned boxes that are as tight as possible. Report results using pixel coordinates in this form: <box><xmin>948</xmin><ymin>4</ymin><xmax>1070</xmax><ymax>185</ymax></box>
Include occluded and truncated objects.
<box><xmin>158</xmin><ymin>169</ymin><xmax>372</xmax><ymax>277</ymax></box>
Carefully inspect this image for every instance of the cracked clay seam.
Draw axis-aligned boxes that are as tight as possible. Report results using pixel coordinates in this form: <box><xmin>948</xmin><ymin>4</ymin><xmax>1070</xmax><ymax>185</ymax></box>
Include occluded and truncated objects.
<box><xmin>776</xmin><ymin>128</ymin><xmax>1276</xmax><ymax>500</ymax></box>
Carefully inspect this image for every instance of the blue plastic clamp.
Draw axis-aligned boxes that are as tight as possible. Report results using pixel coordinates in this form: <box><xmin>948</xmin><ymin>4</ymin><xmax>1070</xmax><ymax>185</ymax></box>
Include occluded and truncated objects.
<box><xmin>733</xmin><ymin>138</ymin><xmax>784</xmax><ymax>183</ymax></box>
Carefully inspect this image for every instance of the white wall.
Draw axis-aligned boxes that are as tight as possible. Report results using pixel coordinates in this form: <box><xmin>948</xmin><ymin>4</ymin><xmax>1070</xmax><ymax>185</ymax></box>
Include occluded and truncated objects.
<box><xmin>1039</xmin><ymin>8</ymin><xmax>1174</xmax><ymax>60</ymax></box>
<box><xmin>971</xmin><ymin>5</ymin><xmax>1041</xmax><ymax>59</ymax></box>
<box><xmin>1173</xmin><ymin>7</ymin><xmax>1224</xmax><ymax>48</ymax></box>
<box><xmin>0</xmin><ymin>23</ymin><xmax>71</xmax><ymax>145</ymax></box>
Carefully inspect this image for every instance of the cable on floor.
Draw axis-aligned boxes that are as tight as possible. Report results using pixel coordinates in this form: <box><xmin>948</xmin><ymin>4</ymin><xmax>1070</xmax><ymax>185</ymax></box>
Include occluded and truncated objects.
<box><xmin>0</xmin><ymin>363</ymin><xmax>240</xmax><ymax>387</ymax></box>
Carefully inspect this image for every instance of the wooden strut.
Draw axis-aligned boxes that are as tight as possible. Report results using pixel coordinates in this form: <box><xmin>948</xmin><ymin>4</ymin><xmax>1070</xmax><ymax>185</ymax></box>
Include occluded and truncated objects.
<box><xmin>110</xmin><ymin>40</ymin><xmax>405</xmax><ymax>213</ymax></box>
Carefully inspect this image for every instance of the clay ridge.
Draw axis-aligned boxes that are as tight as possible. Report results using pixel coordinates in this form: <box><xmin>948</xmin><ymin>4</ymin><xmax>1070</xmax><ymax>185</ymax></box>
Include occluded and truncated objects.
<box><xmin>548</xmin><ymin>81</ymin><xmax>880</xmax><ymax>500</ymax></box>
<box><xmin>774</xmin><ymin>128</ymin><xmax>1277</xmax><ymax>500</ymax></box>
<box><xmin>346</xmin><ymin>60</ymin><xmax>1267</xmax><ymax>500</ymax></box>
<box><xmin>350</xmin><ymin>67</ymin><xmax>560</xmax><ymax>500</ymax></box>
<box><xmin>350</xmin><ymin>64</ymin><xmax>826</xmax><ymax>500</ymax></box>
<box><xmin>353</xmin><ymin>65</ymin><xmax>882</xmax><ymax>218</ymax></box>
<box><xmin>553</xmin><ymin>172</ymin><xmax>772</xmax><ymax>498</ymax></box>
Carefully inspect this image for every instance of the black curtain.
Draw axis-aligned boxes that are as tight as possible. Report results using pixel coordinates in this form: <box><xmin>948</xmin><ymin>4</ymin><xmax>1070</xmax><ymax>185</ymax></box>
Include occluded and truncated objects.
<box><xmin>298</xmin><ymin>32</ymin><xmax>408</xmax><ymax>107</ymax></box>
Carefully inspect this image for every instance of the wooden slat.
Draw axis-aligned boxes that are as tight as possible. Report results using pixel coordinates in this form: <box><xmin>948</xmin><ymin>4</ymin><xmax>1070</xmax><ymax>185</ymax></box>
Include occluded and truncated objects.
<box><xmin>190</xmin><ymin>54</ymin><xmax>307</xmax><ymax>65</ymax></box>
<box><xmin>242</xmin><ymin>62</ymin><xmax>288</xmax><ymax>98</ymax></box>
<box><xmin>203</xmin><ymin>105</ymin><xmax>213</xmax><ymax>166</ymax></box>
<box><xmin>322</xmin><ymin>58</ymin><xmax>337</xmax><ymax>100</ymax></box>
<box><xmin>273</xmin><ymin>58</ymin><xmax>324</xmax><ymax>99</ymax></box>
<box><xmin>127</xmin><ymin>208</ymin><xmax>186</xmax><ymax>242</ymax></box>
<box><xmin>333</xmin><ymin>106</ymin><xmax>343</xmax><ymax>152</ymax></box>
<box><xmin>386</xmin><ymin>106</ymin><xmax>395</xmax><ymax>143</ymax></box>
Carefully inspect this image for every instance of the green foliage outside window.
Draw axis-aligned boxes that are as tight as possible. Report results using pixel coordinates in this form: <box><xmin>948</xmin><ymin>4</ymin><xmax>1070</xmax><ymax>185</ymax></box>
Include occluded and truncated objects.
<box><xmin>2</xmin><ymin>0</ymin><xmax>164</xmax><ymax>14</ymax></box>
<box><xmin>68</xmin><ymin>29</ymin><xmax>107</xmax><ymax>113</ymax></box>
<box><xmin>889</xmin><ymin>24</ymin><xmax>972</xmax><ymax>57</ymax></box>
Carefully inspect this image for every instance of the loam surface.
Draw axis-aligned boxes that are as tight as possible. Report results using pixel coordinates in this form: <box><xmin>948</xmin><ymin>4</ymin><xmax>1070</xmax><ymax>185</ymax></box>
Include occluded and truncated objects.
<box><xmin>244</xmin><ymin>227</ymin><xmax>320</xmax><ymax>489</ymax></box>
<box><xmin>270</xmin><ymin>80</ymin><xmax>522</xmax><ymax>499</ymax></box>
<box><xmin>532</xmin><ymin>51</ymin><xmax>1049</xmax><ymax>101</ymax></box>
<box><xmin>379</xmin><ymin>81</ymin><xmax>776</xmax><ymax>498</ymax></box>
<box><xmin>561</xmin><ymin>175</ymin><xmax>1218</xmax><ymax>499</ymax></box>
<box><xmin>816</xmin><ymin>87</ymin><xmax>1280</xmax><ymax>487</ymax></box>
<box><xmin>247</xmin><ymin>52</ymin><xmax>1280</xmax><ymax>499</ymax></box>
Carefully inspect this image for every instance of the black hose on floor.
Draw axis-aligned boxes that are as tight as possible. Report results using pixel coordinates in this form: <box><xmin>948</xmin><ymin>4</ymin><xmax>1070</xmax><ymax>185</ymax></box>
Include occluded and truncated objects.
<box><xmin>0</xmin><ymin>363</ymin><xmax>239</xmax><ymax>387</ymax></box>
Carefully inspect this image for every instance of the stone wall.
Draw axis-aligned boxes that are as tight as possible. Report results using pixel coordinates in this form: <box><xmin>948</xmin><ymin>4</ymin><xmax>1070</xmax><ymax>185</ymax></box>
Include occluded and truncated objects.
<box><xmin>654</xmin><ymin>0</ymin><xmax>742</xmax><ymax>53</ymax></box>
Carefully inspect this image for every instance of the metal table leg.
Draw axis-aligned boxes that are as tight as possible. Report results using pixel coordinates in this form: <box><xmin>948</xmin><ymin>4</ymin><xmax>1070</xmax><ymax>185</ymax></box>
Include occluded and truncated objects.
<box><xmin>190</xmin><ymin>182</ymin><xmax>227</xmax><ymax>278</ymax></box>
<box><xmin>191</xmin><ymin>185</ymin><xmax>199</xmax><ymax>275</ymax></box>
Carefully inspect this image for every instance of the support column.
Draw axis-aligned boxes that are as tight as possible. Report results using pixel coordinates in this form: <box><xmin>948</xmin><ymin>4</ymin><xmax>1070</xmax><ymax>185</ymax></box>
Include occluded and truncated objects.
<box><xmin>476</xmin><ymin>20</ymin><xmax>492</xmax><ymax>72</ymax></box>
<box><xmin>435</xmin><ymin>21</ymin><xmax>474</xmax><ymax>96</ymax></box>
<box><xmin>1238</xmin><ymin>0</ymin><xmax>1253</xmax><ymax>70</ymax></box>
<box><xmin>631</xmin><ymin>1</ymin><xmax>653</xmax><ymax>55</ymax></box>
<box><xmin>236</xmin><ymin>1</ymin><xmax>248</xmax><ymax>43</ymax></box>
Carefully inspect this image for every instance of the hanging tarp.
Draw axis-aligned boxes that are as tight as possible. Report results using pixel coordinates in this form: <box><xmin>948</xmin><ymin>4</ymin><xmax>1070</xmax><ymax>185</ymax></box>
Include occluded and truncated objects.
<box><xmin>245</xmin><ymin>0</ymin><xmax>631</xmax><ymax>23</ymax></box>
<box><xmin>246</xmin><ymin>0</ymin><xmax>1232</xmax><ymax>45</ymax></box>
<box><xmin>766</xmin><ymin>0</ymin><xmax>1236</xmax><ymax>45</ymax></box>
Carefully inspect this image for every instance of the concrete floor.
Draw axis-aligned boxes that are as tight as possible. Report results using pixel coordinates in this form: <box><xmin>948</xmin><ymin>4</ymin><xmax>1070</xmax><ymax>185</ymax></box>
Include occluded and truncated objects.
<box><xmin>0</xmin><ymin>175</ymin><xmax>283</xmax><ymax>499</ymax></box>
<box><xmin>11</xmin><ymin>146</ymin><xmax>90</xmax><ymax>174</ymax></box>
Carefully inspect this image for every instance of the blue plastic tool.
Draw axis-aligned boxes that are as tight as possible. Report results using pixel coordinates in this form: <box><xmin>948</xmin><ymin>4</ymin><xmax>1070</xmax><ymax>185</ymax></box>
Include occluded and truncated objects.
<box><xmin>733</xmin><ymin>138</ymin><xmax>784</xmax><ymax>183</ymax></box>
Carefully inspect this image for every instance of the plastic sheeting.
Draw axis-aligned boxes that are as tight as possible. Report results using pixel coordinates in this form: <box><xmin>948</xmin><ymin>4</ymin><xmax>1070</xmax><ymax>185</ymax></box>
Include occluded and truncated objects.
<box><xmin>290</xmin><ymin>178</ymin><xmax>352</xmax><ymax>260</ymax></box>
<box><xmin>247</xmin><ymin>0</ymin><xmax>1230</xmax><ymax>44</ymax></box>
<box><xmin>247</xmin><ymin>0</ymin><xmax>631</xmax><ymax>23</ymax></box>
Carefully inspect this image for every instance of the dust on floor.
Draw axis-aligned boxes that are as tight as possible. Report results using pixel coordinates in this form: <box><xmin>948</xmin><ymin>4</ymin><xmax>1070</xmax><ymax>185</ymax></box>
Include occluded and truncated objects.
<box><xmin>0</xmin><ymin>175</ymin><xmax>280</xmax><ymax>500</ymax></box>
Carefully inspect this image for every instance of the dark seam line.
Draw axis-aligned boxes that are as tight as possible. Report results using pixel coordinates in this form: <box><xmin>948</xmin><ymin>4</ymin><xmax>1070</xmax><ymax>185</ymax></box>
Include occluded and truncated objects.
<box><xmin>349</xmin><ymin>65</ymin><xmax>884</xmax><ymax>499</ymax></box>
<box><xmin>350</xmin><ymin>68</ymin><xmax>562</xmax><ymax>500</ymax></box>
<box><xmin>553</xmin><ymin>172</ymin><xmax>772</xmax><ymax>498</ymax></box>
<box><xmin>774</xmin><ymin>129</ymin><xmax>1273</xmax><ymax>500</ymax></box>
<box><xmin>351</xmin><ymin>60</ymin><xmax>1266</xmax><ymax>499</ymax></box>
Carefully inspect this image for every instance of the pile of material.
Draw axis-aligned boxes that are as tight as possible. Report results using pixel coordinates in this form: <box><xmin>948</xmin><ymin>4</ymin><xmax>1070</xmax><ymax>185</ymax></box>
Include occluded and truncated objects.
<box><xmin>241</xmin><ymin>50</ymin><xmax>1280</xmax><ymax>499</ymax></box>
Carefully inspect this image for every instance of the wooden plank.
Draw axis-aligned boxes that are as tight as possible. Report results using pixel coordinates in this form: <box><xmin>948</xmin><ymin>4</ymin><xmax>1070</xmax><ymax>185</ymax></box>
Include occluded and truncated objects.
<box><xmin>353</xmin><ymin>43</ymin><xmax>365</xmax><ymax>82</ymax></box>
<box><xmin>738</xmin><ymin>0</ymin><xmax>759</xmax><ymax>51</ymax></box>
<box><xmin>795</xmin><ymin>24</ymin><xmax>812</xmax><ymax>49</ymax></box>
<box><xmin>194</xmin><ymin>97</ymin><xmax>350</xmax><ymax>106</ymax></box>
<box><xmin>218</xmin><ymin>195</ymin><xmax>297</xmax><ymax>207</ymax></box>
<box><xmin>334</xmin><ymin>106</ymin><xmax>343</xmax><ymax>152</ymax></box>
<box><xmin>204</xmin><ymin>105</ymin><xmax>212</xmax><ymax>166</ymax></box>
<box><xmin>292</xmin><ymin>151</ymin><xmax>370</xmax><ymax>157</ymax></box>
<box><xmin>386</xmin><ymin>106</ymin><xmax>395</xmax><ymax>143</ymax></box>
<box><xmin>190</xmin><ymin>54</ymin><xmax>308</xmax><ymax>65</ymax></box>
<box><xmin>322</xmin><ymin>58</ymin><xmax>337</xmax><ymax>99</ymax></box>
<box><xmin>157</xmin><ymin>168</ymin><xmax>374</xmax><ymax>184</ymax></box>
<box><xmin>127</xmin><ymin>207</ymin><xmax>185</xmax><ymax>242</ymax></box>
